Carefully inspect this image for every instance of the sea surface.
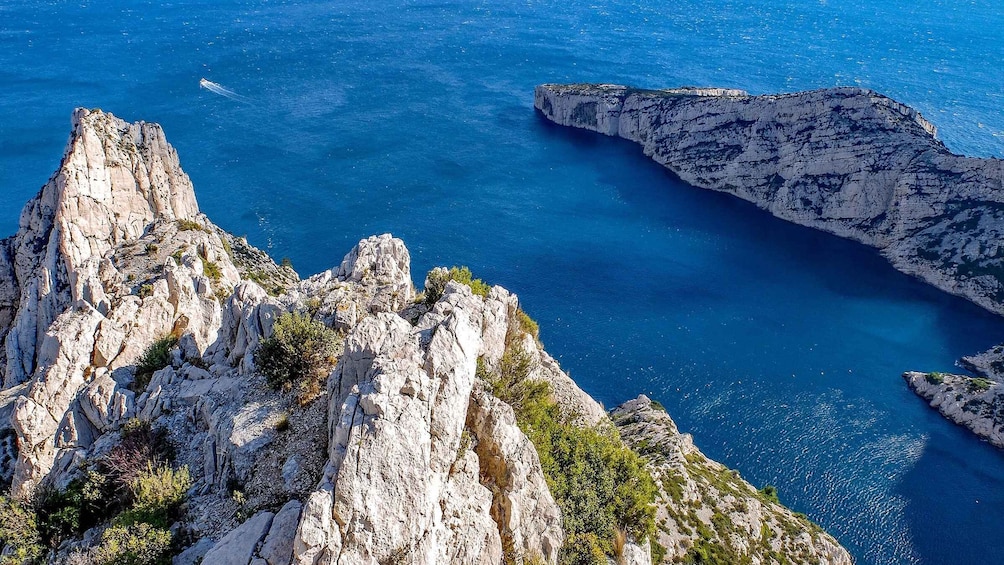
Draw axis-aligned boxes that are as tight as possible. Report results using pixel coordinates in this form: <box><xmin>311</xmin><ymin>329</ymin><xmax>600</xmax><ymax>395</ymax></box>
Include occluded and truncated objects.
<box><xmin>3</xmin><ymin>1</ymin><xmax>1004</xmax><ymax>563</ymax></box>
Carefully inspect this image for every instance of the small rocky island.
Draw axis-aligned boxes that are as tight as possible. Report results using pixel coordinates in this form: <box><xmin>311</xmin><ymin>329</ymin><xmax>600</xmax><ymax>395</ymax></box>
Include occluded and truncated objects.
<box><xmin>0</xmin><ymin>109</ymin><xmax>851</xmax><ymax>564</ymax></box>
<box><xmin>535</xmin><ymin>83</ymin><xmax>1004</xmax><ymax>450</ymax></box>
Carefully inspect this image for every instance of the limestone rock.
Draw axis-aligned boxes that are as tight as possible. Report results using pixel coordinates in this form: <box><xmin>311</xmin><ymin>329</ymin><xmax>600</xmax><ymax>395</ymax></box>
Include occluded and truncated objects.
<box><xmin>260</xmin><ymin>499</ymin><xmax>303</xmax><ymax>565</ymax></box>
<box><xmin>3</xmin><ymin>108</ymin><xmax>200</xmax><ymax>388</ymax></box>
<box><xmin>11</xmin><ymin>305</ymin><xmax>104</xmax><ymax>497</ymax></box>
<box><xmin>612</xmin><ymin>396</ymin><xmax>853</xmax><ymax>565</ymax></box>
<box><xmin>202</xmin><ymin>510</ymin><xmax>275</xmax><ymax>565</ymax></box>
<box><xmin>292</xmin><ymin>310</ymin><xmax>503</xmax><ymax>565</ymax></box>
<box><xmin>79</xmin><ymin>372</ymin><xmax>135</xmax><ymax>432</ymax></box>
<box><xmin>467</xmin><ymin>388</ymin><xmax>563</xmax><ymax>563</ymax></box>
<box><xmin>903</xmin><ymin>371</ymin><xmax>1004</xmax><ymax>447</ymax></box>
<box><xmin>173</xmin><ymin>538</ymin><xmax>216</xmax><ymax>565</ymax></box>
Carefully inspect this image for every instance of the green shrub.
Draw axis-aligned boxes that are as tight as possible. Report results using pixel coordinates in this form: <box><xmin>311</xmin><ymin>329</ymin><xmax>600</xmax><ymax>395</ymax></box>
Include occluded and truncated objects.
<box><xmin>254</xmin><ymin>312</ymin><xmax>339</xmax><ymax>401</ymax></box>
<box><xmin>968</xmin><ymin>377</ymin><xmax>994</xmax><ymax>393</ymax></box>
<box><xmin>116</xmin><ymin>465</ymin><xmax>191</xmax><ymax>529</ymax></box>
<box><xmin>925</xmin><ymin>372</ymin><xmax>946</xmax><ymax>385</ymax></box>
<box><xmin>176</xmin><ymin>219</ymin><xmax>203</xmax><ymax>232</ymax></box>
<box><xmin>478</xmin><ymin>346</ymin><xmax>549</xmax><ymax>417</ymax></box>
<box><xmin>102</xmin><ymin>419</ymin><xmax>174</xmax><ymax>497</ymax></box>
<box><xmin>516</xmin><ymin>309</ymin><xmax>540</xmax><ymax>341</ymax></box>
<box><xmin>480</xmin><ymin>344</ymin><xmax>657</xmax><ymax>564</ymax></box>
<box><xmin>0</xmin><ymin>496</ymin><xmax>44</xmax><ymax>564</ymax></box>
<box><xmin>133</xmin><ymin>336</ymin><xmax>178</xmax><ymax>392</ymax></box>
<box><xmin>203</xmin><ymin>260</ymin><xmax>222</xmax><ymax>281</ymax></box>
<box><xmin>423</xmin><ymin>266</ymin><xmax>490</xmax><ymax>304</ymax></box>
<box><xmin>758</xmin><ymin>485</ymin><xmax>781</xmax><ymax>505</ymax></box>
<box><xmin>92</xmin><ymin>523</ymin><xmax>172</xmax><ymax>565</ymax></box>
<box><xmin>137</xmin><ymin>284</ymin><xmax>154</xmax><ymax>299</ymax></box>
<box><xmin>36</xmin><ymin>470</ymin><xmax>116</xmax><ymax>546</ymax></box>
<box><xmin>275</xmin><ymin>412</ymin><xmax>291</xmax><ymax>432</ymax></box>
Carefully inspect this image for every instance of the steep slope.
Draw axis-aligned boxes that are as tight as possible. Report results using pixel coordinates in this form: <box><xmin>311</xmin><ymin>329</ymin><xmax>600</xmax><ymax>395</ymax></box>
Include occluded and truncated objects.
<box><xmin>613</xmin><ymin>397</ymin><xmax>850</xmax><ymax>564</ymax></box>
<box><xmin>0</xmin><ymin>109</ymin><xmax>850</xmax><ymax>565</ymax></box>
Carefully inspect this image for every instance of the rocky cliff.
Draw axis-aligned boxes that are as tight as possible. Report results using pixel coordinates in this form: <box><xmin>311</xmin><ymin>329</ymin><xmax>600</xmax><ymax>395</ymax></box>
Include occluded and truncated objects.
<box><xmin>534</xmin><ymin>84</ymin><xmax>1004</xmax><ymax>316</ymax></box>
<box><xmin>535</xmin><ymin>83</ymin><xmax>1004</xmax><ymax>453</ymax></box>
<box><xmin>0</xmin><ymin>109</ymin><xmax>850</xmax><ymax>564</ymax></box>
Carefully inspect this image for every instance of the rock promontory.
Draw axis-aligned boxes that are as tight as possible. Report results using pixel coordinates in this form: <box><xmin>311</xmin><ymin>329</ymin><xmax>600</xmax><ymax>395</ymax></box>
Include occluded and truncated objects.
<box><xmin>0</xmin><ymin>109</ymin><xmax>851</xmax><ymax>564</ymax></box>
<box><xmin>534</xmin><ymin>83</ymin><xmax>1004</xmax><ymax>316</ymax></box>
<box><xmin>535</xmin><ymin>82</ymin><xmax>1004</xmax><ymax>453</ymax></box>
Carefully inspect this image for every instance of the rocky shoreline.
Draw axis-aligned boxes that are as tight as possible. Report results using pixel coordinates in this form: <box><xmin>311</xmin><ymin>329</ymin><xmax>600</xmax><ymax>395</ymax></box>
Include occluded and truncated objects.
<box><xmin>903</xmin><ymin>371</ymin><xmax>1004</xmax><ymax>447</ymax></box>
<box><xmin>0</xmin><ymin>109</ymin><xmax>851</xmax><ymax>564</ymax></box>
<box><xmin>535</xmin><ymin>82</ymin><xmax>1004</xmax><ymax>453</ymax></box>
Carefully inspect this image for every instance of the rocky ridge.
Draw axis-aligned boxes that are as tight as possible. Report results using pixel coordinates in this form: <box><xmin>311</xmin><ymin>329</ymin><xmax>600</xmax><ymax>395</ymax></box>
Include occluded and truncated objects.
<box><xmin>613</xmin><ymin>397</ymin><xmax>850</xmax><ymax>565</ymax></box>
<box><xmin>535</xmin><ymin>82</ymin><xmax>1004</xmax><ymax>452</ymax></box>
<box><xmin>0</xmin><ymin>109</ymin><xmax>850</xmax><ymax>564</ymax></box>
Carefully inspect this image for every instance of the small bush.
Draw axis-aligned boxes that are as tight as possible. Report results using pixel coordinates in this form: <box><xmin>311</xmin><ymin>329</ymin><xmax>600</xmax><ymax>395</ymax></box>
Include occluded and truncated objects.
<box><xmin>138</xmin><ymin>284</ymin><xmax>154</xmax><ymax>299</ymax></box>
<box><xmin>0</xmin><ymin>496</ymin><xmax>44</xmax><ymax>563</ymax></box>
<box><xmin>144</xmin><ymin>243</ymin><xmax>158</xmax><ymax>255</ymax></box>
<box><xmin>36</xmin><ymin>470</ymin><xmax>116</xmax><ymax>547</ymax></box>
<box><xmin>103</xmin><ymin>419</ymin><xmax>174</xmax><ymax>497</ymax></box>
<box><xmin>480</xmin><ymin>343</ymin><xmax>657</xmax><ymax>564</ymax></box>
<box><xmin>423</xmin><ymin>266</ymin><xmax>490</xmax><ymax>304</ymax></box>
<box><xmin>478</xmin><ymin>346</ymin><xmax>548</xmax><ymax>417</ymax></box>
<box><xmin>758</xmin><ymin>485</ymin><xmax>781</xmax><ymax>505</ymax></box>
<box><xmin>925</xmin><ymin>372</ymin><xmax>945</xmax><ymax>385</ymax></box>
<box><xmin>92</xmin><ymin>523</ymin><xmax>172</xmax><ymax>565</ymax></box>
<box><xmin>275</xmin><ymin>413</ymin><xmax>291</xmax><ymax>432</ymax></box>
<box><xmin>516</xmin><ymin>309</ymin><xmax>540</xmax><ymax>341</ymax></box>
<box><xmin>281</xmin><ymin>257</ymin><xmax>294</xmax><ymax>269</ymax></box>
<box><xmin>133</xmin><ymin>336</ymin><xmax>178</xmax><ymax>392</ymax></box>
<box><xmin>203</xmin><ymin>260</ymin><xmax>222</xmax><ymax>281</ymax></box>
<box><xmin>176</xmin><ymin>219</ymin><xmax>204</xmax><ymax>232</ymax></box>
<box><xmin>116</xmin><ymin>465</ymin><xmax>191</xmax><ymax>529</ymax></box>
<box><xmin>254</xmin><ymin>312</ymin><xmax>339</xmax><ymax>401</ymax></box>
<box><xmin>968</xmin><ymin>377</ymin><xmax>994</xmax><ymax>393</ymax></box>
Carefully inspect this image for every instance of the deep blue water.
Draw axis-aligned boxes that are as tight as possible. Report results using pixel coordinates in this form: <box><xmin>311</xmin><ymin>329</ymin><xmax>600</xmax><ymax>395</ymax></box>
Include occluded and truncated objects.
<box><xmin>3</xmin><ymin>1</ymin><xmax>1004</xmax><ymax>563</ymax></box>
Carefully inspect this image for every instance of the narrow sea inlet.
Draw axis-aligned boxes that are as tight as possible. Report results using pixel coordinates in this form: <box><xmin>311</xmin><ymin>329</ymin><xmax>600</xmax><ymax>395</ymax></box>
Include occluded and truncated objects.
<box><xmin>2</xmin><ymin>0</ymin><xmax>1003</xmax><ymax>562</ymax></box>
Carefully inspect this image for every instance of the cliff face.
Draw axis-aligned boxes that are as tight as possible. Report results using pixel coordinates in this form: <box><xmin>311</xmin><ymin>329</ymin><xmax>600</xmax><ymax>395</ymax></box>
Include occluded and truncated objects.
<box><xmin>0</xmin><ymin>110</ymin><xmax>850</xmax><ymax>564</ymax></box>
<box><xmin>535</xmin><ymin>83</ymin><xmax>1004</xmax><ymax>453</ymax></box>
<box><xmin>534</xmin><ymin>83</ymin><xmax>1004</xmax><ymax>317</ymax></box>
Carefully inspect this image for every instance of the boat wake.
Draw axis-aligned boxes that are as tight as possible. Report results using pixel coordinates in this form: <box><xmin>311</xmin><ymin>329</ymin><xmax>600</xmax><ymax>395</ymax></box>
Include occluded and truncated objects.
<box><xmin>199</xmin><ymin>78</ymin><xmax>251</xmax><ymax>103</ymax></box>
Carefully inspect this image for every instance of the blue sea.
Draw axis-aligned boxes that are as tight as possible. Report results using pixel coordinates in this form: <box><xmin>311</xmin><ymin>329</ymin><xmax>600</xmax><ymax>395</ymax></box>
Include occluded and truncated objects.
<box><xmin>3</xmin><ymin>1</ymin><xmax>1004</xmax><ymax>563</ymax></box>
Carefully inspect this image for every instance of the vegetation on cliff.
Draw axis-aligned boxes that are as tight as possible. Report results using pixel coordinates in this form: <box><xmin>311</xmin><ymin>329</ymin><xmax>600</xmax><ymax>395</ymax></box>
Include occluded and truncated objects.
<box><xmin>477</xmin><ymin>308</ymin><xmax>659</xmax><ymax>564</ymax></box>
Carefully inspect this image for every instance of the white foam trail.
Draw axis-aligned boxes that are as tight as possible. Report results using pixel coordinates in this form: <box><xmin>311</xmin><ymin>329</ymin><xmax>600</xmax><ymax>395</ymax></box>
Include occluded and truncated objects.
<box><xmin>199</xmin><ymin>78</ymin><xmax>251</xmax><ymax>103</ymax></box>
